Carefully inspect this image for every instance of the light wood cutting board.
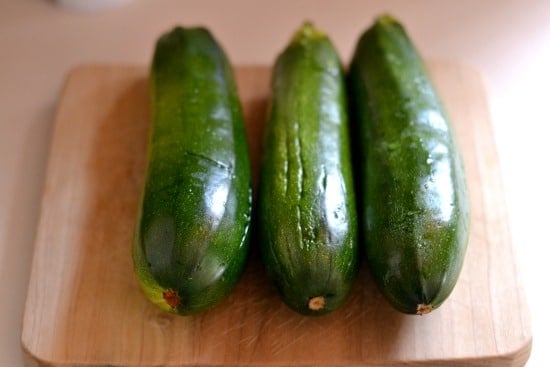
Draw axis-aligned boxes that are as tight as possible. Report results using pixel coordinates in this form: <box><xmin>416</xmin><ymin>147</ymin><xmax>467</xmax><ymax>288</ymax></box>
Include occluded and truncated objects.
<box><xmin>21</xmin><ymin>64</ymin><xmax>531</xmax><ymax>367</ymax></box>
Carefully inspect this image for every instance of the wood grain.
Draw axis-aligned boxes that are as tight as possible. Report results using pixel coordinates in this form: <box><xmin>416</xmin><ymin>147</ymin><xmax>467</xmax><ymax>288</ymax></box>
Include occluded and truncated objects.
<box><xmin>21</xmin><ymin>64</ymin><xmax>531</xmax><ymax>367</ymax></box>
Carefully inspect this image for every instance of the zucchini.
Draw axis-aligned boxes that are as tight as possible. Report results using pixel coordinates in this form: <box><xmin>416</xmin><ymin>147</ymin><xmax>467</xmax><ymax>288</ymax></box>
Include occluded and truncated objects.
<box><xmin>348</xmin><ymin>15</ymin><xmax>470</xmax><ymax>314</ymax></box>
<box><xmin>259</xmin><ymin>23</ymin><xmax>358</xmax><ymax>316</ymax></box>
<box><xmin>132</xmin><ymin>26</ymin><xmax>252</xmax><ymax>315</ymax></box>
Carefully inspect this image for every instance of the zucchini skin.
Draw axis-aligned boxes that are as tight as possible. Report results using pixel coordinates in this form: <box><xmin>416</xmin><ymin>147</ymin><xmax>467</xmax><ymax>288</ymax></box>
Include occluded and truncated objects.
<box><xmin>348</xmin><ymin>15</ymin><xmax>470</xmax><ymax>314</ymax></box>
<box><xmin>259</xmin><ymin>23</ymin><xmax>358</xmax><ymax>316</ymax></box>
<box><xmin>133</xmin><ymin>27</ymin><xmax>252</xmax><ymax>315</ymax></box>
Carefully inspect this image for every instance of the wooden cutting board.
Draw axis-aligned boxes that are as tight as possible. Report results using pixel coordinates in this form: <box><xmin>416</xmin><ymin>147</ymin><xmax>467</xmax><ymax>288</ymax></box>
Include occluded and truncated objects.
<box><xmin>21</xmin><ymin>64</ymin><xmax>531</xmax><ymax>367</ymax></box>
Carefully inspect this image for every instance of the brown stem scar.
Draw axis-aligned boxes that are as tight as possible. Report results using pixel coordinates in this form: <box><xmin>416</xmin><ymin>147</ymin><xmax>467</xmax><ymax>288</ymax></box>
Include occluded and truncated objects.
<box><xmin>416</xmin><ymin>303</ymin><xmax>433</xmax><ymax>315</ymax></box>
<box><xmin>308</xmin><ymin>296</ymin><xmax>325</xmax><ymax>311</ymax></box>
<box><xmin>163</xmin><ymin>289</ymin><xmax>181</xmax><ymax>309</ymax></box>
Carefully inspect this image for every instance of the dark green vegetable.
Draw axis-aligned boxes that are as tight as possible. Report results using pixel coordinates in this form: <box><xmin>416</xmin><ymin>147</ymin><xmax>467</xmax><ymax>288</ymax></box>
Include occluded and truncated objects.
<box><xmin>133</xmin><ymin>26</ymin><xmax>252</xmax><ymax>315</ymax></box>
<box><xmin>348</xmin><ymin>14</ymin><xmax>470</xmax><ymax>315</ymax></box>
<box><xmin>259</xmin><ymin>22</ymin><xmax>358</xmax><ymax>316</ymax></box>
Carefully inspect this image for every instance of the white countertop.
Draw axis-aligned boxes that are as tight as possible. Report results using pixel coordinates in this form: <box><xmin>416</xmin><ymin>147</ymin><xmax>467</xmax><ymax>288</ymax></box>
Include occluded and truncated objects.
<box><xmin>1</xmin><ymin>1</ymin><xmax>549</xmax><ymax>365</ymax></box>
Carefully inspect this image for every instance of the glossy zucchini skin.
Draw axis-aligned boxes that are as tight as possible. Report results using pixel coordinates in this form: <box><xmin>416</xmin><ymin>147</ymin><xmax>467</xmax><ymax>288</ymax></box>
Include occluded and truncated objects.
<box><xmin>348</xmin><ymin>15</ymin><xmax>470</xmax><ymax>314</ymax></box>
<box><xmin>259</xmin><ymin>23</ymin><xmax>358</xmax><ymax>316</ymax></box>
<box><xmin>133</xmin><ymin>27</ymin><xmax>252</xmax><ymax>315</ymax></box>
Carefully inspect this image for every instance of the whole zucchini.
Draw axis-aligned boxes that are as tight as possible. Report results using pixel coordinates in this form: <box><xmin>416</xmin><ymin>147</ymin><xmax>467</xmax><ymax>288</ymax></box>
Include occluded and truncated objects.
<box><xmin>133</xmin><ymin>27</ymin><xmax>252</xmax><ymax>315</ymax></box>
<box><xmin>348</xmin><ymin>15</ymin><xmax>470</xmax><ymax>314</ymax></box>
<box><xmin>259</xmin><ymin>23</ymin><xmax>358</xmax><ymax>316</ymax></box>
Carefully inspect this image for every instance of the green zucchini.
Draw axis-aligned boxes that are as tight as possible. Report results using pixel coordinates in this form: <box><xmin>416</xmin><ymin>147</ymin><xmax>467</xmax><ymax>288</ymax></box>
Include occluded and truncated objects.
<box><xmin>132</xmin><ymin>26</ymin><xmax>252</xmax><ymax>315</ymax></box>
<box><xmin>259</xmin><ymin>23</ymin><xmax>358</xmax><ymax>316</ymax></box>
<box><xmin>348</xmin><ymin>15</ymin><xmax>470</xmax><ymax>314</ymax></box>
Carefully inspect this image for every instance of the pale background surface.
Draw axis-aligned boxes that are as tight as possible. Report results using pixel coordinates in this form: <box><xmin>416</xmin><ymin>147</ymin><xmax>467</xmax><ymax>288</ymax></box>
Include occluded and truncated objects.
<box><xmin>1</xmin><ymin>0</ymin><xmax>548</xmax><ymax>366</ymax></box>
